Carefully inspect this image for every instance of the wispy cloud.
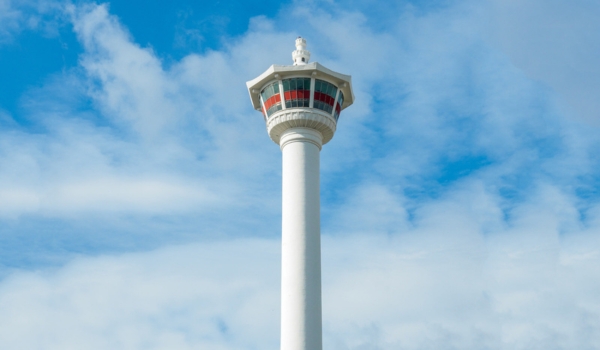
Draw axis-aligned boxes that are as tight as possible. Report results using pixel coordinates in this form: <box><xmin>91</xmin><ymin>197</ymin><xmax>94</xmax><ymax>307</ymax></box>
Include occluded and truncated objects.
<box><xmin>0</xmin><ymin>190</ymin><xmax>597</xmax><ymax>348</ymax></box>
<box><xmin>0</xmin><ymin>239</ymin><xmax>281</xmax><ymax>349</ymax></box>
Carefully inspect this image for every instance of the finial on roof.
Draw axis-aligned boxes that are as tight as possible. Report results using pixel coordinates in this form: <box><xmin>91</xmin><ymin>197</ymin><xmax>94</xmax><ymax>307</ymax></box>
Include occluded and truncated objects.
<box><xmin>292</xmin><ymin>37</ymin><xmax>310</xmax><ymax>66</ymax></box>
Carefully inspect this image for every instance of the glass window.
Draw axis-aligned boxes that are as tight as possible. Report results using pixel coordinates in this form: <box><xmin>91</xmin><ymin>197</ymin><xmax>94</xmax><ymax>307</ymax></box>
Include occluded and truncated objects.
<box><xmin>313</xmin><ymin>79</ymin><xmax>338</xmax><ymax>114</ymax></box>
<box><xmin>261</xmin><ymin>81</ymin><xmax>282</xmax><ymax>117</ymax></box>
<box><xmin>282</xmin><ymin>77</ymin><xmax>310</xmax><ymax>109</ymax></box>
<box><xmin>334</xmin><ymin>91</ymin><xmax>344</xmax><ymax>121</ymax></box>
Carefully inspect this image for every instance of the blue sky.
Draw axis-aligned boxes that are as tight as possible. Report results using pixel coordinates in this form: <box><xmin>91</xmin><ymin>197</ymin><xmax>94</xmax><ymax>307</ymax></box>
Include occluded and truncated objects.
<box><xmin>0</xmin><ymin>0</ymin><xmax>599</xmax><ymax>348</ymax></box>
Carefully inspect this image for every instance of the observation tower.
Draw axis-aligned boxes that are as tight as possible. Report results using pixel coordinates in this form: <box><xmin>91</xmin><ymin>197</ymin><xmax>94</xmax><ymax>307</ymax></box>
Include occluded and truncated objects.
<box><xmin>246</xmin><ymin>38</ymin><xmax>354</xmax><ymax>350</ymax></box>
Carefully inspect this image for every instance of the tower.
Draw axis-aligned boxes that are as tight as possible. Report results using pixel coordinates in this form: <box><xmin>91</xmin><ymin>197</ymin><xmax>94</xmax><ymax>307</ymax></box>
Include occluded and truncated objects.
<box><xmin>246</xmin><ymin>37</ymin><xmax>354</xmax><ymax>350</ymax></box>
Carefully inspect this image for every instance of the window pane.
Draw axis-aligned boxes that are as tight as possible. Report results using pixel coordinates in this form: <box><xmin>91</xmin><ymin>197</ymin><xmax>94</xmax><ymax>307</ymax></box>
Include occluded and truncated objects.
<box><xmin>283</xmin><ymin>80</ymin><xmax>290</xmax><ymax>91</ymax></box>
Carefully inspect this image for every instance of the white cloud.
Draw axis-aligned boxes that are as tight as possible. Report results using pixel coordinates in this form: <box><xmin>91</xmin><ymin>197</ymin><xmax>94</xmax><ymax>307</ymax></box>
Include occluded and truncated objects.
<box><xmin>0</xmin><ymin>239</ymin><xmax>281</xmax><ymax>349</ymax></box>
<box><xmin>0</xmin><ymin>3</ymin><xmax>285</xmax><ymax>218</ymax></box>
<box><xmin>3</xmin><ymin>0</ymin><xmax>595</xmax><ymax>220</ymax></box>
<box><xmin>321</xmin><ymin>183</ymin><xmax>600</xmax><ymax>349</ymax></box>
<box><xmin>485</xmin><ymin>0</ymin><xmax>600</xmax><ymax>126</ymax></box>
<box><xmin>69</xmin><ymin>3</ymin><xmax>182</xmax><ymax>139</ymax></box>
<box><xmin>0</xmin><ymin>0</ymin><xmax>22</xmax><ymax>43</ymax></box>
<box><xmin>0</xmin><ymin>0</ymin><xmax>66</xmax><ymax>43</ymax></box>
<box><xmin>0</xmin><ymin>188</ymin><xmax>598</xmax><ymax>349</ymax></box>
<box><xmin>0</xmin><ymin>1</ymin><xmax>599</xmax><ymax>348</ymax></box>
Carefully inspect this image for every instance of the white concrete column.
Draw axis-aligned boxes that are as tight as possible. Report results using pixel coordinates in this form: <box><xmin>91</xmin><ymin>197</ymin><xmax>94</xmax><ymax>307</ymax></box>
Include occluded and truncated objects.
<box><xmin>279</xmin><ymin>127</ymin><xmax>323</xmax><ymax>350</ymax></box>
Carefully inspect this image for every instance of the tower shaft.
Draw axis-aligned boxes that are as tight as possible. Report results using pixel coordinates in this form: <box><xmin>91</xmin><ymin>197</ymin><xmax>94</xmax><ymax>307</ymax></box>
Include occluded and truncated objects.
<box><xmin>280</xmin><ymin>128</ymin><xmax>323</xmax><ymax>350</ymax></box>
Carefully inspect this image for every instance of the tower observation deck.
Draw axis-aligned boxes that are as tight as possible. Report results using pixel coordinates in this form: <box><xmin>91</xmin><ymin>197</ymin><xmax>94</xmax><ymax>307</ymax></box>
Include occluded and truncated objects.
<box><xmin>246</xmin><ymin>37</ymin><xmax>354</xmax><ymax>350</ymax></box>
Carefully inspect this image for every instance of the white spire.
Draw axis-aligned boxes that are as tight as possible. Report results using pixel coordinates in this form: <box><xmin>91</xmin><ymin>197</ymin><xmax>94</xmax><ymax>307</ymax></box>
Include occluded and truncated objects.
<box><xmin>292</xmin><ymin>37</ymin><xmax>311</xmax><ymax>66</ymax></box>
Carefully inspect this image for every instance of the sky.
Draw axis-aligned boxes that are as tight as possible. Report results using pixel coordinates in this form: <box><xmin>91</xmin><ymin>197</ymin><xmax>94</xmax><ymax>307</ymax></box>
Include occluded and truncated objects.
<box><xmin>0</xmin><ymin>0</ymin><xmax>599</xmax><ymax>349</ymax></box>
